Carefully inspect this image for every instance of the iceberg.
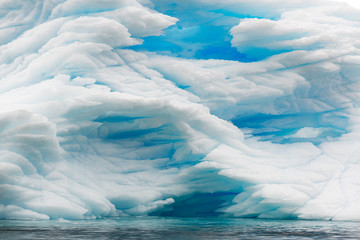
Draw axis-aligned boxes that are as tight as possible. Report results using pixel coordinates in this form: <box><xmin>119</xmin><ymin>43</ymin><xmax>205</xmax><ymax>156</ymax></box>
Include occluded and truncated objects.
<box><xmin>1</xmin><ymin>0</ymin><xmax>360</xmax><ymax>221</ymax></box>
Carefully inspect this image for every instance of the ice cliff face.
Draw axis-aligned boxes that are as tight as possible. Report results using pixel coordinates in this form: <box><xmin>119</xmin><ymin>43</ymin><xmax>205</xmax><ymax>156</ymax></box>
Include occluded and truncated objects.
<box><xmin>1</xmin><ymin>0</ymin><xmax>360</xmax><ymax>220</ymax></box>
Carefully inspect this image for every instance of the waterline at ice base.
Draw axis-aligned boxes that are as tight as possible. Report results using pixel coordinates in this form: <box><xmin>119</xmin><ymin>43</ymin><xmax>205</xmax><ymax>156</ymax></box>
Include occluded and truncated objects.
<box><xmin>2</xmin><ymin>0</ymin><xmax>360</xmax><ymax>221</ymax></box>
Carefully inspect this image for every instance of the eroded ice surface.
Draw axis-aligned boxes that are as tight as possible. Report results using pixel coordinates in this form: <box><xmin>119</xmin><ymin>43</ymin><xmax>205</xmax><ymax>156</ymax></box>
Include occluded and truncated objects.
<box><xmin>1</xmin><ymin>0</ymin><xmax>360</xmax><ymax>221</ymax></box>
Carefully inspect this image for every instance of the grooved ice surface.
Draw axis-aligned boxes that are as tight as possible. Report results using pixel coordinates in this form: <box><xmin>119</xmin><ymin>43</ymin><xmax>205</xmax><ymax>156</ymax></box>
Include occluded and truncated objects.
<box><xmin>1</xmin><ymin>0</ymin><xmax>360</xmax><ymax>220</ymax></box>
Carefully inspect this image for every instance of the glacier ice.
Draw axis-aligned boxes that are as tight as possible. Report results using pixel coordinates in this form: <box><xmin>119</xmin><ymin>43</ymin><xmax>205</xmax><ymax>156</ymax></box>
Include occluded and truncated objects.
<box><xmin>1</xmin><ymin>0</ymin><xmax>360</xmax><ymax>221</ymax></box>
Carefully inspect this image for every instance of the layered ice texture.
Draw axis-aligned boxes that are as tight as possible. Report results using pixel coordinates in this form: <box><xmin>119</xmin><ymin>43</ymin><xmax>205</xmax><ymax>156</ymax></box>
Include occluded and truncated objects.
<box><xmin>1</xmin><ymin>0</ymin><xmax>360</xmax><ymax>221</ymax></box>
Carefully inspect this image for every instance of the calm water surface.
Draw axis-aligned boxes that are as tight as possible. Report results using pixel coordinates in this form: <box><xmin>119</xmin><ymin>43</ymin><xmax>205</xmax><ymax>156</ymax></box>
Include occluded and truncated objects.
<box><xmin>1</xmin><ymin>217</ymin><xmax>360</xmax><ymax>239</ymax></box>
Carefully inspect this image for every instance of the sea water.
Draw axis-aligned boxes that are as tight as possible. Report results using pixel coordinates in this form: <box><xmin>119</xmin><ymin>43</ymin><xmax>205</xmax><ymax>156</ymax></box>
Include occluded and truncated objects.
<box><xmin>1</xmin><ymin>217</ymin><xmax>360</xmax><ymax>239</ymax></box>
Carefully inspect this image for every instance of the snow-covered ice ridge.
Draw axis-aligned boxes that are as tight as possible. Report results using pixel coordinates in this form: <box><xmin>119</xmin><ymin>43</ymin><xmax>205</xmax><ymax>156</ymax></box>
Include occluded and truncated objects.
<box><xmin>1</xmin><ymin>0</ymin><xmax>360</xmax><ymax>220</ymax></box>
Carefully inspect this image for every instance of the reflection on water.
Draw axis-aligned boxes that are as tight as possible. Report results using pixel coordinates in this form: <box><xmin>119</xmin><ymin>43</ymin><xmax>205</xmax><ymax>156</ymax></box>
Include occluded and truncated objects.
<box><xmin>1</xmin><ymin>217</ymin><xmax>360</xmax><ymax>239</ymax></box>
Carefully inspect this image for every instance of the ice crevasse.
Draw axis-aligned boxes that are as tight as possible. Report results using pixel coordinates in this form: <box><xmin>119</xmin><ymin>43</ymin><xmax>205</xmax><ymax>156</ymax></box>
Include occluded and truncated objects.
<box><xmin>1</xmin><ymin>0</ymin><xmax>360</xmax><ymax>220</ymax></box>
